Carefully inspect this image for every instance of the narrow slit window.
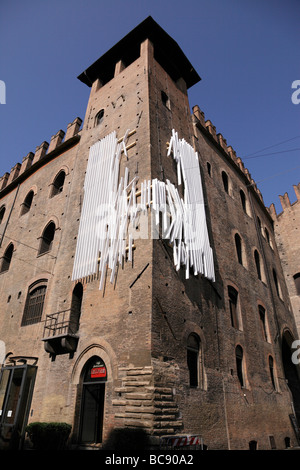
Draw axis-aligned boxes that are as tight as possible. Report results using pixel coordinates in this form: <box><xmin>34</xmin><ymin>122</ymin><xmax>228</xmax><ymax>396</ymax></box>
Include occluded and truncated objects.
<box><xmin>228</xmin><ymin>286</ymin><xmax>239</xmax><ymax>329</ymax></box>
<box><xmin>235</xmin><ymin>345</ymin><xmax>244</xmax><ymax>387</ymax></box>
<box><xmin>273</xmin><ymin>269</ymin><xmax>280</xmax><ymax>297</ymax></box>
<box><xmin>187</xmin><ymin>333</ymin><xmax>201</xmax><ymax>387</ymax></box>
<box><xmin>258</xmin><ymin>305</ymin><xmax>268</xmax><ymax>341</ymax></box>
<box><xmin>222</xmin><ymin>171</ymin><xmax>229</xmax><ymax>193</ymax></box>
<box><xmin>240</xmin><ymin>190</ymin><xmax>246</xmax><ymax>212</ymax></box>
<box><xmin>269</xmin><ymin>356</ymin><xmax>276</xmax><ymax>390</ymax></box>
<box><xmin>235</xmin><ymin>233</ymin><xmax>243</xmax><ymax>265</ymax></box>
<box><xmin>254</xmin><ymin>250</ymin><xmax>261</xmax><ymax>280</ymax></box>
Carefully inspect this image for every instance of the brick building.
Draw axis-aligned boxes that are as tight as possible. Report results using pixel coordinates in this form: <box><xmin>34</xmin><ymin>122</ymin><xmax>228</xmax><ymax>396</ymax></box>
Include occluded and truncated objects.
<box><xmin>269</xmin><ymin>185</ymin><xmax>300</xmax><ymax>337</ymax></box>
<box><xmin>0</xmin><ymin>17</ymin><xmax>299</xmax><ymax>450</ymax></box>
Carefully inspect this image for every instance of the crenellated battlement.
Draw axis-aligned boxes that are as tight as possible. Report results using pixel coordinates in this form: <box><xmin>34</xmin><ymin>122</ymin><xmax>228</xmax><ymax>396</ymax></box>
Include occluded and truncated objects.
<box><xmin>269</xmin><ymin>182</ymin><xmax>300</xmax><ymax>219</ymax></box>
<box><xmin>0</xmin><ymin>117</ymin><xmax>82</xmax><ymax>194</ymax></box>
<box><xmin>192</xmin><ymin>105</ymin><xmax>264</xmax><ymax>202</ymax></box>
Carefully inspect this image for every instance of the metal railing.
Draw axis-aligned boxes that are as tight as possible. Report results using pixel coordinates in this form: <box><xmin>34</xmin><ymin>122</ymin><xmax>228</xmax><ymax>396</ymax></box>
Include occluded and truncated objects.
<box><xmin>43</xmin><ymin>308</ymin><xmax>79</xmax><ymax>338</ymax></box>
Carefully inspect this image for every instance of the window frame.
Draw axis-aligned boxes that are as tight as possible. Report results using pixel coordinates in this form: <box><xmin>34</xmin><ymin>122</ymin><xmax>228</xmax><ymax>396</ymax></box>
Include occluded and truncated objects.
<box><xmin>95</xmin><ymin>109</ymin><xmax>104</xmax><ymax>127</ymax></box>
<box><xmin>294</xmin><ymin>273</ymin><xmax>300</xmax><ymax>296</ymax></box>
<box><xmin>235</xmin><ymin>345</ymin><xmax>245</xmax><ymax>387</ymax></box>
<box><xmin>20</xmin><ymin>190</ymin><xmax>34</xmax><ymax>216</ymax></box>
<box><xmin>234</xmin><ymin>233</ymin><xmax>243</xmax><ymax>265</ymax></box>
<box><xmin>50</xmin><ymin>171</ymin><xmax>66</xmax><ymax>198</ymax></box>
<box><xmin>21</xmin><ymin>280</ymin><xmax>48</xmax><ymax>327</ymax></box>
<box><xmin>37</xmin><ymin>222</ymin><xmax>56</xmax><ymax>256</ymax></box>
<box><xmin>228</xmin><ymin>285</ymin><xmax>242</xmax><ymax>330</ymax></box>
<box><xmin>0</xmin><ymin>243</ymin><xmax>14</xmax><ymax>273</ymax></box>
<box><xmin>258</xmin><ymin>304</ymin><xmax>269</xmax><ymax>342</ymax></box>
<box><xmin>0</xmin><ymin>205</ymin><xmax>6</xmax><ymax>224</ymax></box>
<box><xmin>187</xmin><ymin>333</ymin><xmax>203</xmax><ymax>388</ymax></box>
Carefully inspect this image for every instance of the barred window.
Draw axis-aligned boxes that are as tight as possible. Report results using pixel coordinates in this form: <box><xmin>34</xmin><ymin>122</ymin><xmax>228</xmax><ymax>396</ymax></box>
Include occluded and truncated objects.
<box><xmin>21</xmin><ymin>281</ymin><xmax>47</xmax><ymax>326</ymax></box>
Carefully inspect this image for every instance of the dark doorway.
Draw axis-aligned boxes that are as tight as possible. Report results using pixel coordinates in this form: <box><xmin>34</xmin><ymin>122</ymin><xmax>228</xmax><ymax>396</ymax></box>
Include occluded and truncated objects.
<box><xmin>0</xmin><ymin>364</ymin><xmax>37</xmax><ymax>449</ymax></box>
<box><xmin>79</xmin><ymin>356</ymin><xmax>107</xmax><ymax>445</ymax></box>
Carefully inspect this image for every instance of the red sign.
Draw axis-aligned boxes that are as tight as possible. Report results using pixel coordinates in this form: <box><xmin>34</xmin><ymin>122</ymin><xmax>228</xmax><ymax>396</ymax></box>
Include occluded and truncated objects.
<box><xmin>91</xmin><ymin>366</ymin><xmax>106</xmax><ymax>378</ymax></box>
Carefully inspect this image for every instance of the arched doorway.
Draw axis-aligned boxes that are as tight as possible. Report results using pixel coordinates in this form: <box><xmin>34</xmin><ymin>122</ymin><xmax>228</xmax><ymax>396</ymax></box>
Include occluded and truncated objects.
<box><xmin>282</xmin><ymin>331</ymin><xmax>300</xmax><ymax>423</ymax></box>
<box><xmin>79</xmin><ymin>356</ymin><xmax>107</xmax><ymax>445</ymax></box>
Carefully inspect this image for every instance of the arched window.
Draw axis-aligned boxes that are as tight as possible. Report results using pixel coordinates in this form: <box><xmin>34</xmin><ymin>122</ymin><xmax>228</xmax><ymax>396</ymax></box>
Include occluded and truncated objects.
<box><xmin>187</xmin><ymin>333</ymin><xmax>201</xmax><ymax>387</ymax></box>
<box><xmin>221</xmin><ymin>171</ymin><xmax>229</xmax><ymax>193</ymax></box>
<box><xmin>50</xmin><ymin>171</ymin><xmax>65</xmax><ymax>198</ymax></box>
<box><xmin>293</xmin><ymin>273</ymin><xmax>300</xmax><ymax>295</ymax></box>
<box><xmin>258</xmin><ymin>305</ymin><xmax>268</xmax><ymax>341</ymax></box>
<box><xmin>269</xmin><ymin>356</ymin><xmax>276</xmax><ymax>390</ymax></box>
<box><xmin>95</xmin><ymin>109</ymin><xmax>104</xmax><ymax>126</ymax></box>
<box><xmin>234</xmin><ymin>233</ymin><xmax>243</xmax><ymax>265</ymax></box>
<box><xmin>235</xmin><ymin>345</ymin><xmax>244</xmax><ymax>387</ymax></box>
<box><xmin>161</xmin><ymin>91</ymin><xmax>170</xmax><ymax>110</ymax></box>
<box><xmin>0</xmin><ymin>243</ymin><xmax>14</xmax><ymax>273</ymax></box>
<box><xmin>0</xmin><ymin>205</ymin><xmax>5</xmax><ymax>224</ymax></box>
<box><xmin>70</xmin><ymin>283</ymin><xmax>83</xmax><ymax>333</ymax></box>
<box><xmin>240</xmin><ymin>190</ymin><xmax>246</xmax><ymax>212</ymax></box>
<box><xmin>254</xmin><ymin>250</ymin><xmax>261</xmax><ymax>280</ymax></box>
<box><xmin>20</xmin><ymin>190</ymin><xmax>34</xmax><ymax>216</ymax></box>
<box><xmin>21</xmin><ymin>280</ymin><xmax>48</xmax><ymax>326</ymax></box>
<box><xmin>228</xmin><ymin>286</ymin><xmax>240</xmax><ymax>329</ymax></box>
<box><xmin>38</xmin><ymin>222</ymin><xmax>55</xmax><ymax>255</ymax></box>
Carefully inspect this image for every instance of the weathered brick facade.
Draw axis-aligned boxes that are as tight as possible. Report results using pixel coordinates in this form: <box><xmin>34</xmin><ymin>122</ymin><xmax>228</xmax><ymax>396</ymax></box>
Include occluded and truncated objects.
<box><xmin>0</xmin><ymin>17</ymin><xmax>299</xmax><ymax>450</ymax></box>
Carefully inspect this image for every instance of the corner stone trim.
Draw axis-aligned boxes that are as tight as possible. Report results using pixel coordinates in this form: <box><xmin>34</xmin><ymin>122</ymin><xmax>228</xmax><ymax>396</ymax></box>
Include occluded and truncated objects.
<box><xmin>112</xmin><ymin>365</ymin><xmax>183</xmax><ymax>436</ymax></box>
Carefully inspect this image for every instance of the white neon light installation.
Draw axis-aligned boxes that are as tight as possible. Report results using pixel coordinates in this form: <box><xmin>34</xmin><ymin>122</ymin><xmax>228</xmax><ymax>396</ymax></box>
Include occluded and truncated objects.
<box><xmin>167</xmin><ymin>129</ymin><xmax>215</xmax><ymax>281</ymax></box>
<box><xmin>72</xmin><ymin>129</ymin><xmax>215</xmax><ymax>289</ymax></box>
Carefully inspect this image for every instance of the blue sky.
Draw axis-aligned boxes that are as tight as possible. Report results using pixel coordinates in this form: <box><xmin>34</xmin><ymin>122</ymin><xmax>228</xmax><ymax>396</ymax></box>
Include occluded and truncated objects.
<box><xmin>0</xmin><ymin>0</ymin><xmax>299</xmax><ymax>213</ymax></box>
